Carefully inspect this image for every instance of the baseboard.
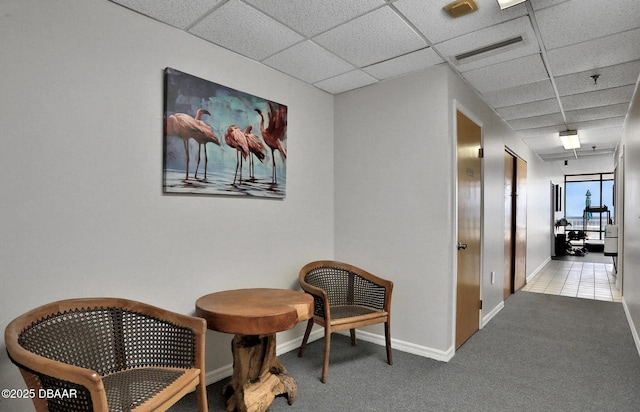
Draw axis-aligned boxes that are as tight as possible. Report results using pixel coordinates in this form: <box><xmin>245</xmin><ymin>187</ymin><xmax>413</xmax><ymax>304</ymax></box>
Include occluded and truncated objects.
<box><xmin>482</xmin><ymin>300</ymin><xmax>504</xmax><ymax>328</ymax></box>
<box><xmin>276</xmin><ymin>328</ymin><xmax>324</xmax><ymax>355</ymax></box>
<box><xmin>622</xmin><ymin>297</ymin><xmax>640</xmax><ymax>358</ymax></box>
<box><xmin>301</xmin><ymin>327</ymin><xmax>454</xmax><ymax>362</ymax></box>
<box><xmin>336</xmin><ymin>329</ymin><xmax>454</xmax><ymax>362</ymax></box>
<box><xmin>527</xmin><ymin>256</ymin><xmax>551</xmax><ymax>283</ymax></box>
<box><xmin>204</xmin><ymin>327</ymin><xmax>453</xmax><ymax>384</ymax></box>
<box><xmin>204</xmin><ymin>364</ymin><xmax>233</xmax><ymax>386</ymax></box>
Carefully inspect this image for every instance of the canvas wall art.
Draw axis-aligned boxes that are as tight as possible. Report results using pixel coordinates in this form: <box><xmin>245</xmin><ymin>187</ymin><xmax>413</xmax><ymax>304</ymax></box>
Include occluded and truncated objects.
<box><xmin>163</xmin><ymin>67</ymin><xmax>287</xmax><ymax>198</ymax></box>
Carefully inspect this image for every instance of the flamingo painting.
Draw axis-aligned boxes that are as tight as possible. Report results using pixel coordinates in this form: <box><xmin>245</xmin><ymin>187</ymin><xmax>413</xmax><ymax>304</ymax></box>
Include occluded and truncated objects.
<box><xmin>164</xmin><ymin>67</ymin><xmax>287</xmax><ymax>198</ymax></box>
<box><xmin>224</xmin><ymin>125</ymin><xmax>249</xmax><ymax>185</ymax></box>
<box><xmin>244</xmin><ymin>125</ymin><xmax>266</xmax><ymax>179</ymax></box>
<box><xmin>255</xmin><ymin>102</ymin><xmax>287</xmax><ymax>184</ymax></box>
<box><xmin>166</xmin><ymin>108</ymin><xmax>221</xmax><ymax>181</ymax></box>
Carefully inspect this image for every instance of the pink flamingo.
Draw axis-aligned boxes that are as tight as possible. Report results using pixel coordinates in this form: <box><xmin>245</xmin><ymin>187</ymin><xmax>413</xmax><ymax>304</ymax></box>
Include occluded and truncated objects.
<box><xmin>244</xmin><ymin>125</ymin><xmax>266</xmax><ymax>179</ymax></box>
<box><xmin>224</xmin><ymin>125</ymin><xmax>249</xmax><ymax>184</ymax></box>
<box><xmin>166</xmin><ymin>108</ymin><xmax>221</xmax><ymax>181</ymax></box>
<box><xmin>255</xmin><ymin>102</ymin><xmax>287</xmax><ymax>183</ymax></box>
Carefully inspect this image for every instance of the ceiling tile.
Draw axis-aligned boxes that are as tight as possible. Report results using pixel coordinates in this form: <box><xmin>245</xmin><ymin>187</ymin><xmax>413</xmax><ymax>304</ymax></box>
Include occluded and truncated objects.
<box><xmin>262</xmin><ymin>41</ymin><xmax>354</xmax><ymax>83</ymax></box>
<box><xmin>363</xmin><ymin>47</ymin><xmax>443</xmax><ymax>80</ymax></box>
<box><xmin>565</xmin><ymin>103</ymin><xmax>629</xmax><ymax>124</ymax></box>
<box><xmin>529</xmin><ymin>0</ymin><xmax>572</xmax><ymax>11</ymax></box>
<box><xmin>462</xmin><ymin>54</ymin><xmax>549</xmax><ymax>93</ymax></box>
<box><xmin>507</xmin><ymin>112</ymin><xmax>565</xmax><ymax>130</ymax></box>
<box><xmin>561</xmin><ymin>85</ymin><xmax>636</xmax><ymax>112</ymax></box>
<box><xmin>107</xmin><ymin>0</ymin><xmax>640</xmax><ymax>164</ymax></box>
<box><xmin>522</xmin><ymin>133</ymin><xmax>564</xmax><ymax>152</ymax></box>
<box><xmin>534</xmin><ymin>0</ymin><xmax>640</xmax><ymax>50</ymax></box>
<box><xmin>109</xmin><ymin>0</ymin><xmax>222</xmax><ymax>29</ymax></box>
<box><xmin>567</xmin><ymin>117</ymin><xmax>626</xmax><ymax>133</ymax></box>
<box><xmin>496</xmin><ymin>98</ymin><xmax>560</xmax><ymax>121</ymax></box>
<box><xmin>481</xmin><ymin>79</ymin><xmax>556</xmax><ymax>107</ymax></box>
<box><xmin>313</xmin><ymin>70</ymin><xmax>378</xmax><ymax>94</ymax></box>
<box><xmin>546</xmin><ymin>29</ymin><xmax>640</xmax><ymax>77</ymax></box>
<box><xmin>555</xmin><ymin>60</ymin><xmax>640</xmax><ymax>96</ymax></box>
<box><xmin>517</xmin><ymin>125</ymin><xmax>567</xmax><ymax>139</ymax></box>
<box><xmin>573</xmin><ymin>126</ymin><xmax>623</xmax><ymax>149</ymax></box>
<box><xmin>189</xmin><ymin>0</ymin><xmax>303</xmax><ymax>61</ymax></box>
<box><xmin>434</xmin><ymin>16</ymin><xmax>539</xmax><ymax>72</ymax></box>
<box><xmin>394</xmin><ymin>0</ymin><xmax>527</xmax><ymax>44</ymax></box>
<box><xmin>313</xmin><ymin>6</ymin><xmax>427</xmax><ymax>67</ymax></box>
<box><xmin>243</xmin><ymin>0</ymin><xmax>385</xmax><ymax>37</ymax></box>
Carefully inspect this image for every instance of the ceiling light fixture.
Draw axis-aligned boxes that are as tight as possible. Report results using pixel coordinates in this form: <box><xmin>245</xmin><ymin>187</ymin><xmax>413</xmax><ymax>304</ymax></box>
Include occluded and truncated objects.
<box><xmin>444</xmin><ymin>0</ymin><xmax>478</xmax><ymax>18</ymax></box>
<box><xmin>560</xmin><ymin>130</ymin><xmax>580</xmax><ymax>150</ymax></box>
<box><xmin>496</xmin><ymin>0</ymin><xmax>527</xmax><ymax>10</ymax></box>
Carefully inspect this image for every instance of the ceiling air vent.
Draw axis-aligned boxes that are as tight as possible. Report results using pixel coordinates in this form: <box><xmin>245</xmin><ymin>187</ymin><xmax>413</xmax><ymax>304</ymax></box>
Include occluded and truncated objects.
<box><xmin>455</xmin><ymin>36</ymin><xmax>524</xmax><ymax>62</ymax></box>
<box><xmin>443</xmin><ymin>0</ymin><xmax>478</xmax><ymax>18</ymax></box>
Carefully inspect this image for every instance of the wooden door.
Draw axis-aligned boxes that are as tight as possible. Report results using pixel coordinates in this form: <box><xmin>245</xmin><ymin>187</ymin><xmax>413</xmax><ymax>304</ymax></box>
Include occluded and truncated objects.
<box><xmin>514</xmin><ymin>157</ymin><xmax>527</xmax><ymax>290</ymax></box>
<box><xmin>503</xmin><ymin>152</ymin><xmax>527</xmax><ymax>296</ymax></box>
<box><xmin>504</xmin><ymin>151</ymin><xmax>515</xmax><ymax>299</ymax></box>
<box><xmin>456</xmin><ymin>110</ymin><xmax>482</xmax><ymax>349</ymax></box>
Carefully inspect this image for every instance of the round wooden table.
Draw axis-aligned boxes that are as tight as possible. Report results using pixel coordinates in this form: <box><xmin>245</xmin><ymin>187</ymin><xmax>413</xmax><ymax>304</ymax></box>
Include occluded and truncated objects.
<box><xmin>196</xmin><ymin>288</ymin><xmax>313</xmax><ymax>412</ymax></box>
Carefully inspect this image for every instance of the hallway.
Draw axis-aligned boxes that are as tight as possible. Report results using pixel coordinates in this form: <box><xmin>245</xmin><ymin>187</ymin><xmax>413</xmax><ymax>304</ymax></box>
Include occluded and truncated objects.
<box><xmin>523</xmin><ymin>256</ymin><xmax>621</xmax><ymax>302</ymax></box>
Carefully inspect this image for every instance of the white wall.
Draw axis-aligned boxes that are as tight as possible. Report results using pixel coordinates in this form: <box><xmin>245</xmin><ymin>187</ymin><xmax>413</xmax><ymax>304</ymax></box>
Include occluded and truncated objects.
<box><xmin>334</xmin><ymin>65</ymin><xmax>560</xmax><ymax>357</ymax></box>
<box><xmin>0</xmin><ymin>1</ymin><xmax>575</xmax><ymax>410</ymax></box>
<box><xmin>334</xmin><ymin>66</ymin><xmax>453</xmax><ymax>354</ymax></box>
<box><xmin>620</xmin><ymin>82</ymin><xmax>640</xmax><ymax>351</ymax></box>
<box><xmin>0</xmin><ymin>1</ymin><xmax>334</xmax><ymax>409</ymax></box>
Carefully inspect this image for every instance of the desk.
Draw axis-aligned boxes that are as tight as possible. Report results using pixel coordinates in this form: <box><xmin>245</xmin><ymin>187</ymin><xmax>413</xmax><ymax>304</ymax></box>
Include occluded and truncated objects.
<box><xmin>196</xmin><ymin>288</ymin><xmax>313</xmax><ymax>412</ymax></box>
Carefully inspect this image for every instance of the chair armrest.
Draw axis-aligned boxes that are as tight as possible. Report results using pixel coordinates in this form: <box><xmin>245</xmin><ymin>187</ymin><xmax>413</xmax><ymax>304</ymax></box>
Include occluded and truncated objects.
<box><xmin>5</xmin><ymin>340</ymin><xmax>107</xmax><ymax>410</ymax></box>
<box><xmin>358</xmin><ymin>272</ymin><xmax>393</xmax><ymax>312</ymax></box>
<box><xmin>299</xmin><ymin>279</ymin><xmax>331</xmax><ymax>320</ymax></box>
<box><xmin>5</xmin><ymin>315</ymin><xmax>102</xmax><ymax>389</ymax></box>
<box><xmin>337</xmin><ymin>261</ymin><xmax>393</xmax><ymax>312</ymax></box>
<box><xmin>176</xmin><ymin>314</ymin><xmax>207</xmax><ymax>374</ymax></box>
<box><xmin>340</xmin><ymin>261</ymin><xmax>392</xmax><ymax>290</ymax></box>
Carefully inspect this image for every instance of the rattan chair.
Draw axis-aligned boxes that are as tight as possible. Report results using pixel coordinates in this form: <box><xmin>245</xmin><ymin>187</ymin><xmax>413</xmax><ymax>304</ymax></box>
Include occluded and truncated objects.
<box><xmin>5</xmin><ymin>297</ymin><xmax>208</xmax><ymax>412</ymax></box>
<box><xmin>297</xmin><ymin>260</ymin><xmax>393</xmax><ymax>383</ymax></box>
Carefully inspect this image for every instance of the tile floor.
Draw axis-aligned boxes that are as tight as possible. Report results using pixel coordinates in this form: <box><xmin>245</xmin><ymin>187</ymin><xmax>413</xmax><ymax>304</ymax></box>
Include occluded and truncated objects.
<box><xmin>522</xmin><ymin>257</ymin><xmax>621</xmax><ymax>302</ymax></box>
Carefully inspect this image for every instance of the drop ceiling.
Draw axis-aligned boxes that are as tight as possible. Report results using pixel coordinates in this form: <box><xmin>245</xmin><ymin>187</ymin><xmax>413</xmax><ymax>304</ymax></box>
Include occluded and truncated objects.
<box><xmin>109</xmin><ymin>0</ymin><xmax>640</xmax><ymax>169</ymax></box>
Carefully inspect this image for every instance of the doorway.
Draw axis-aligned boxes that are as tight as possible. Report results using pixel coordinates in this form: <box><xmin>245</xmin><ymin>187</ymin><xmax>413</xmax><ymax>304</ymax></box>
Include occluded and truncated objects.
<box><xmin>504</xmin><ymin>150</ymin><xmax>527</xmax><ymax>298</ymax></box>
<box><xmin>455</xmin><ymin>110</ymin><xmax>482</xmax><ymax>349</ymax></box>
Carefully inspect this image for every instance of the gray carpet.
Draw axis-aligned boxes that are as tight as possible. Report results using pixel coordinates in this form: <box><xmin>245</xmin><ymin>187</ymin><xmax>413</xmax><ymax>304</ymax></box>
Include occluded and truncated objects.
<box><xmin>171</xmin><ymin>291</ymin><xmax>640</xmax><ymax>411</ymax></box>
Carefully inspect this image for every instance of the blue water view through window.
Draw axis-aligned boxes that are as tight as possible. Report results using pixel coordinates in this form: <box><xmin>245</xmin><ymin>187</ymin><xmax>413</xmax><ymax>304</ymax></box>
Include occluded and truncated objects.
<box><xmin>564</xmin><ymin>174</ymin><xmax>614</xmax><ymax>240</ymax></box>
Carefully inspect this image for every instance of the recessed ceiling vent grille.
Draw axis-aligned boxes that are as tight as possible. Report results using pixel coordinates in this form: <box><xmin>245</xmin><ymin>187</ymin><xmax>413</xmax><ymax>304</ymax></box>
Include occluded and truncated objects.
<box><xmin>455</xmin><ymin>36</ymin><xmax>524</xmax><ymax>61</ymax></box>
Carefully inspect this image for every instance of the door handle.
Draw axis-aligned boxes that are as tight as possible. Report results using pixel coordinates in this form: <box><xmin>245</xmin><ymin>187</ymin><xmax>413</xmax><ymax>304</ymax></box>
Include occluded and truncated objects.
<box><xmin>457</xmin><ymin>242</ymin><xmax>468</xmax><ymax>250</ymax></box>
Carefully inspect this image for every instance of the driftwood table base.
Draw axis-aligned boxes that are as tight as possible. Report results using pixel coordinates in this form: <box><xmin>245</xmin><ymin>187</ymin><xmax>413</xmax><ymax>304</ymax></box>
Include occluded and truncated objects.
<box><xmin>195</xmin><ymin>289</ymin><xmax>313</xmax><ymax>412</ymax></box>
<box><xmin>223</xmin><ymin>334</ymin><xmax>297</xmax><ymax>412</ymax></box>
